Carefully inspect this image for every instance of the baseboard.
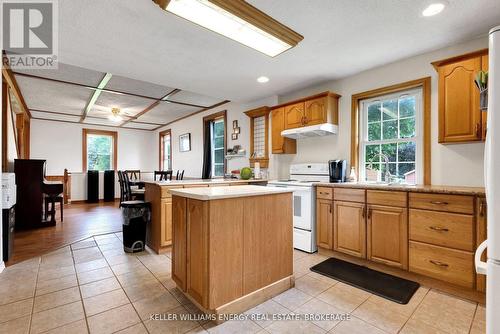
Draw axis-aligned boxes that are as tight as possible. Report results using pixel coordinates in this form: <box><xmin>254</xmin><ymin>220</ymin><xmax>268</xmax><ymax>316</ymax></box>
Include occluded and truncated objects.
<box><xmin>0</xmin><ymin>261</ymin><xmax>5</xmax><ymax>273</ymax></box>
<box><xmin>70</xmin><ymin>199</ymin><xmax>120</xmax><ymax>204</ymax></box>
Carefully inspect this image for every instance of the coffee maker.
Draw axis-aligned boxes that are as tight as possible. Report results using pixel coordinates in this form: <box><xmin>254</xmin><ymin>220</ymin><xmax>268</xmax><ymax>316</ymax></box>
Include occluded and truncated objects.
<box><xmin>328</xmin><ymin>160</ymin><xmax>347</xmax><ymax>183</ymax></box>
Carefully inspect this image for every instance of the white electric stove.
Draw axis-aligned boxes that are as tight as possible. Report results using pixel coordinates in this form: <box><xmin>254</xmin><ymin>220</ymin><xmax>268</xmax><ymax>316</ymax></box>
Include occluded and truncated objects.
<box><xmin>268</xmin><ymin>163</ymin><xmax>330</xmax><ymax>253</ymax></box>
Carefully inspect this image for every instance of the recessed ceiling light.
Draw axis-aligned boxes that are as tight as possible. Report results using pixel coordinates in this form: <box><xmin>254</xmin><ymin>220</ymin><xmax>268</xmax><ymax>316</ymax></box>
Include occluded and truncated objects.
<box><xmin>422</xmin><ymin>2</ymin><xmax>446</xmax><ymax>17</ymax></box>
<box><xmin>154</xmin><ymin>0</ymin><xmax>303</xmax><ymax>57</ymax></box>
<box><xmin>257</xmin><ymin>76</ymin><xmax>269</xmax><ymax>83</ymax></box>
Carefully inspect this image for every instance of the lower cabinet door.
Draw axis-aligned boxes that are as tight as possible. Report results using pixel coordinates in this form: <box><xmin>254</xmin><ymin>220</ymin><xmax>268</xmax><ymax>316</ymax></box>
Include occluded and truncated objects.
<box><xmin>367</xmin><ymin>205</ymin><xmax>408</xmax><ymax>269</ymax></box>
<box><xmin>333</xmin><ymin>201</ymin><xmax>366</xmax><ymax>258</ymax></box>
<box><xmin>316</xmin><ymin>199</ymin><xmax>333</xmax><ymax>249</ymax></box>
<box><xmin>160</xmin><ymin>198</ymin><xmax>172</xmax><ymax>247</ymax></box>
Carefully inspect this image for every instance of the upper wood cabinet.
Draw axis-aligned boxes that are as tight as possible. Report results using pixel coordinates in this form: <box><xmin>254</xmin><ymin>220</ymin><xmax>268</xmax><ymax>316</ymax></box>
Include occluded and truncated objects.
<box><xmin>271</xmin><ymin>107</ymin><xmax>296</xmax><ymax>154</ymax></box>
<box><xmin>284</xmin><ymin>103</ymin><xmax>305</xmax><ymax>129</ymax></box>
<box><xmin>432</xmin><ymin>49</ymin><xmax>488</xmax><ymax>143</ymax></box>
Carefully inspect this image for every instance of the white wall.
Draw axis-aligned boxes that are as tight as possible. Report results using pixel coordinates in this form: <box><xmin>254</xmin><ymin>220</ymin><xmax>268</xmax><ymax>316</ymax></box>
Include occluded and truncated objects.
<box><xmin>154</xmin><ymin>97</ymin><xmax>279</xmax><ymax>178</ymax></box>
<box><xmin>276</xmin><ymin>37</ymin><xmax>488</xmax><ymax>187</ymax></box>
<box><xmin>30</xmin><ymin>119</ymin><xmax>157</xmax><ymax>200</ymax></box>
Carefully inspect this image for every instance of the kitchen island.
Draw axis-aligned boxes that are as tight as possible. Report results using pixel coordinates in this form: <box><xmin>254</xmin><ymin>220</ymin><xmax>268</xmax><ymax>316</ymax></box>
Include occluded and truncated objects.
<box><xmin>144</xmin><ymin>179</ymin><xmax>267</xmax><ymax>253</ymax></box>
<box><xmin>169</xmin><ymin>185</ymin><xmax>294</xmax><ymax>320</ymax></box>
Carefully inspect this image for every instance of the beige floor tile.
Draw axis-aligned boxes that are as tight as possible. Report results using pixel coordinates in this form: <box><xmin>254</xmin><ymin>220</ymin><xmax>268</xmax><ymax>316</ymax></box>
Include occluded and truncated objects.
<box><xmin>265</xmin><ymin>318</ymin><xmax>325</xmax><ymax>333</ymax></box>
<box><xmin>0</xmin><ymin>280</ymin><xmax>36</xmax><ymax>305</ymax></box>
<box><xmin>94</xmin><ymin>234</ymin><xmax>119</xmax><ymax>241</ymax></box>
<box><xmin>293</xmin><ymin>250</ymin><xmax>308</xmax><ymax>262</ymax></box>
<box><xmin>98</xmin><ymin>242</ymin><xmax>123</xmax><ymax>251</ymax></box>
<box><xmin>72</xmin><ymin>239</ymin><xmax>98</xmax><ymax>250</ymax></box>
<box><xmin>73</xmin><ymin>247</ymin><xmax>103</xmax><ymax>264</ymax></box>
<box><xmin>111</xmin><ymin>261</ymin><xmax>149</xmax><ymax>276</ymax></box>
<box><xmin>161</xmin><ymin>276</ymin><xmax>177</xmax><ymax>290</ymax></box>
<box><xmin>80</xmin><ymin>277</ymin><xmax>121</xmax><ymax>299</ymax></box>
<box><xmin>316</xmin><ymin>282</ymin><xmax>371</xmax><ymax>313</ymax></box>
<box><xmin>123</xmin><ymin>279</ymin><xmax>167</xmax><ymax>303</ymax></box>
<box><xmin>75</xmin><ymin>259</ymin><xmax>108</xmax><ymax>273</ymax></box>
<box><xmin>116</xmin><ymin>269</ymin><xmax>157</xmax><ymax>287</ymax></box>
<box><xmin>143</xmin><ymin>305</ymin><xmax>199</xmax><ymax>334</ymax></box>
<box><xmin>0</xmin><ymin>315</ymin><xmax>31</xmax><ymax>334</ymax></box>
<box><xmin>132</xmin><ymin>291</ymin><xmax>181</xmax><ymax>320</ymax></box>
<box><xmin>40</xmin><ymin>253</ymin><xmax>74</xmax><ymax>267</ymax></box>
<box><xmin>329</xmin><ymin>316</ymin><xmax>386</xmax><ymax>334</ymax></box>
<box><xmin>187</xmin><ymin>326</ymin><xmax>209</xmax><ymax>333</ymax></box>
<box><xmin>115</xmin><ymin>322</ymin><xmax>148</xmax><ymax>334</ymax></box>
<box><xmin>35</xmin><ymin>274</ymin><xmax>78</xmax><ymax>296</ymax></box>
<box><xmin>306</xmin><ymin>272</ymin><xmax>338</xmax><ymax>285</ymax></box>
<box><xmin>411</xmin><ymin>290</ymin><xmax>476</xmax><ymax>334</ymax></box>
<box><xmin>295</xmin><ymin>275</ymin><xmax>335</xmax><ymax>297</ymax></box>
<box><xmin>295</xmin><ymin>298</ymin><xmax>345</xmax><ymax>331</ymax></box>
<box><xmin>353</xmin><ymin>300</ymin><xmax>409</xmax><ymax>333</ymax></box>
<box><xmin>34</xmin><ymin>286</ymin><xmax>81</xmax><ymax>312</ymax></box>
<box><xmin>83</xmin><ymin>289</ymin><xmax>129</xmax><ymax>316</ymax></box>
<box><xmin>272</xmin><ymin>288</ymin><xmax>313</xmax><ymax>311</ymax></box>
<box><xmin>87</xmin><ymin>303</ymin><xmax>140</xmax><ymax>334</ymax></box>
<box><xmin>30</xmin><ymin>300</ymin><xmax>84</xmax><ymax>334</ymax></box>
<box><xmin>170</xmin><ymin>287</ymin><xmax>191</xmax><ymax>305</ymax></box>
<box><xmin>37</xmin><ymin>264</ymin><xmax>75</xmax><ymax>282</ymax></box>
<box><xmin>365</xmin><ymin>286</ymin><xmax>429</xmax><ymax>317</ymax></box>
<box><xmin>244</xmin><ymin>299</ymin><xmax>291</xmax><ymax>328</ymax></box>
<box><xmin>45</xmin><ymin>246</ymin><xmax>71</xmax><ymax>256</ymax></box>
<box><xmin>44</xmin><ymin>319</ymin><xmax>89</xmax><ymax>334</ymax></box>
<box><xmin>399</xmin><ymin>318</ymin><xmax>448</xmax><ymax>334</ymax></box>
<box><xmin>470</xmin><ymin>305</ymin><xmax>486</xmax><ymax>334</ymax></box>
<box><xmin>204</xmin><ymin>319</ymin><xmax>262</xmax><ymax>334</ymax></box>
<box><xmin>0</xmin><ymin>298</ymin><xmax>33</xmax><ymax>324</ymax></box>
<box><xmin>106</xmin><ymin>254</ymin><xmax>140</xmax><ymax>266</ymax></box>
<box><xmin>77</xmin><ymin>266</ymin><xmax>114</xmax><ymax>285</ymax></box>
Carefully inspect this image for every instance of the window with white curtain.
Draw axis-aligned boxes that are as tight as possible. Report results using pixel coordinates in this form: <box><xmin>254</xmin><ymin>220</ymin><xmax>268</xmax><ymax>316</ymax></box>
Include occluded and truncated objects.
<box><xmin>359</xmin><ymin>88</ymin><xmax>423</xmax><ymax>184</ymax></box>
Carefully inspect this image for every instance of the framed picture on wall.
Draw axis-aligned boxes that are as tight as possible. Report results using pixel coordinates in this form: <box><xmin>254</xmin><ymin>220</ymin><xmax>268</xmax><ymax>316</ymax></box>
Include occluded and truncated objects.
<box><xmin>231</xmin><ymin>133</ymin><xmax>237</xmax><ymax>140</ymax></box>
<box><xmin>179</xmin><ymin>133</ymin><xmax>191</xmax><ymax>152</ymax></box>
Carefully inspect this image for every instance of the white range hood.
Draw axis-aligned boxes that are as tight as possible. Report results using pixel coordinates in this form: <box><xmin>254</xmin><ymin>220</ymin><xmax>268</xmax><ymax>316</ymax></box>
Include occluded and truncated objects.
<box><xmin>281</xmin><ymin>123</ymin><xmax>338</xmax><ymax>139</ymax></box>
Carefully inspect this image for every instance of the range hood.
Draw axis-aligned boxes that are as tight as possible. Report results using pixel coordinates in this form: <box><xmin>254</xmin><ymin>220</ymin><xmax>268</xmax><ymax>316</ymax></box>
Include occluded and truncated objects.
<box><xmin>281</xmin><ymin>123</ymin><xmax>338</xmax><ymax>139</ymax></box>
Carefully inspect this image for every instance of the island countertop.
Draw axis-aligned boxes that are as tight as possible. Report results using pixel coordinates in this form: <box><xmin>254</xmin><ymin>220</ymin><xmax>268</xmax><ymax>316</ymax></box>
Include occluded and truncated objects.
<box><xmin>169</xmin><ymin>185</ymin><xmax>293</xmax><ymax>200</ymax></box>
<box><xmin>144</xmin><ymin>178</ymin><xmax>267</xmax><ymax>187</ymax></box>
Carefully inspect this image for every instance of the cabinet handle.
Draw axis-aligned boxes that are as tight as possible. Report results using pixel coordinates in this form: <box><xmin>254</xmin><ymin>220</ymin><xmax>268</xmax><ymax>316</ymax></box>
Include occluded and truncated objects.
<box><xmin>367</xmin><ymin>208</ymin><xmax>372</xmax><ymax>219</ymax></box>
<box><xmin>479</xmin><ymin>200</ymin><xmax>486</xmax><ymax>217</ymax></box>
<box><xmin>429</xmin><ymin>226</ymin><xmax>449</xmax><ymax>232</ymax></box>
<box><xmin>362</xmin><ymin>207</ymin><xmax>366</xmax><ymax>218</ymax></box>
<box><xmin>319</xmin><ymin>192</ymin><xmax>329</xmax><ymax>195</ymax></box>
<box><xmin>476</xmin><ymin>123</ymin><xmax>481</xmax><ymax>139</ymax></box>
<box><xmin>329</xmin><ymin>204</ymin><xmax>332</xmax><ymax>214</ymax></box>
<box><xmin>303</xmin><ymin>116</ymin><xmax>308</xmax><ymax>125</ymax></box>
<box><xmin>430</xmin><ymin>201</ymin><xmax>448</xmax><ymax>205</ymax></box>
<box><xmin>429</xmin><ymin>260</ymin><xmax>449</xmax><ymax>268</ymax></box>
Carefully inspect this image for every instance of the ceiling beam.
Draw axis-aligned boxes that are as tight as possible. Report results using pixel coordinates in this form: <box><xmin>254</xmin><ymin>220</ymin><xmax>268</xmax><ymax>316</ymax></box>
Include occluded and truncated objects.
<box><xmin>118</xmin><ymin>88</ymin><xmax>179</xmax><ymax>127</ymax></box>
<box><xmin>32</xmin><ymin>116</ymin><xmax>153</xmax><ymax>131</ymax></box>
<box><xmin>29</xmin><ymin>108</ymin><xmax>164</xmax><ymax>125</ymax></box>
<box><xmin>2</xmin><ymin>56</ymin><xmax>32</xmax><ymax>119</ymax></box>
<box><xmin>79</xmin><ymin>73</ymin><xmax>113</xmax><ymax>122</ymax></box>
<box><xmin>152</xmin><ymin>100</ymin><xmax>230</xmax><ymax>131</ymax></box>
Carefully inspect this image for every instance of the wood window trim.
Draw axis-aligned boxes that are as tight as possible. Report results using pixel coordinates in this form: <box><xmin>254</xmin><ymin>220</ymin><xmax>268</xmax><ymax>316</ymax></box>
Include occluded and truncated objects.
<box><xmin>203</xmin><ymin>110</ymin><xmax>227</xmax><ymax>176</ymax></box>
<box><xmin>82</xmin><ymin>128</ymin><xmax>118</xmax><ymax>172</ymax></box>
<box><xmin>159</xmin><ymin>129</ymin><xmax>172</xmax><ymax>170</ymax></box>
<box><xmin>351</xmin><ymin>77</ymin><xmax>431</xmax><ymax>185</ymax></box>
<box><xmin>244</xmin><ymin>106</ymin><xmax>270</xmax><ymax>168</ymax></box>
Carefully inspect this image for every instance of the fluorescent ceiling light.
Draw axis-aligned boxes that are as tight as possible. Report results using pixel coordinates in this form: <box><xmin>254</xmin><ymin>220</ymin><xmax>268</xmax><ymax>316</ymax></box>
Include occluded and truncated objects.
<box><xmin>257</xmin><ymin>76</ymin><xmax>269</xmax><ymax>83</ymax></box>
<box><xmin>422</xmin><ymin>3</ymin><xmax>446</xmax><ymax>16</ymax></box>
<box><xmin>157</xmin><ymin>0</ymin><xmax>303</xmax><ymax>57</ymax></box>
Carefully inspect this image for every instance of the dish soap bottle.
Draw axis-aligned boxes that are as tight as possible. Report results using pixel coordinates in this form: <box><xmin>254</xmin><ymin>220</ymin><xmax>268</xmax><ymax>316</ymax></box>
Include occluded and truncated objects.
<box><xmin>349</xmin><ymin>167</ymin><xmax>357</xmax><ymax>182</ymax></box>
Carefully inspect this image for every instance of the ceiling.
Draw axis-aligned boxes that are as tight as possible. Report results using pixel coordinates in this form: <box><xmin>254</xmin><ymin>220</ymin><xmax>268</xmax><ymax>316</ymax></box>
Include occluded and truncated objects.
<box><xmin>14</xmin><ymin>63</ymin><xmax>227</xmax><ymax>130</ymax></box>
<box><xmin>53</xmin><ymin>0</ymin><xmax>500</xmax><ymax>103</ymax></box>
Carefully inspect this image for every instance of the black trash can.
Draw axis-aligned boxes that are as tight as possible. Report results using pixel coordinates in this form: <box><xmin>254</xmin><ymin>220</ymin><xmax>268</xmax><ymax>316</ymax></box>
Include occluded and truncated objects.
<box><xmin>121</xmin><ymin>201</ymin><xmax>150</xmax><ymax>253</ymax></box>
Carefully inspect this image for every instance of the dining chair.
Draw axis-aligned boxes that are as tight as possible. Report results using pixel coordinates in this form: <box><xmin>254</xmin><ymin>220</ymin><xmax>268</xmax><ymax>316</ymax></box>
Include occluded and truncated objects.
<box><xmin>123</xmin><ymin>172</ymin><xmax>145</xmax><ymax>201</ymax></box>
<box><xmin>125</xmin><ymin>170</ymin><xmax>141</xmax><ymax>181</ymax></box>
<box><xmin>176</xmin><ymin>170</ymin><xmax>185</xmax><ymax>180</ymax></box>
<box><xmin>154</xmin><ymin>170</ymin><xmax>173</xmax><ymax>181</ymax></box>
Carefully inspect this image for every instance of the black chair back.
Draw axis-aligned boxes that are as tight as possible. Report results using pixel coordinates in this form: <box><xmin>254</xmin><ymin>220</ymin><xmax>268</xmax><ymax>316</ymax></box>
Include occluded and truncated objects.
<box><xmin>125</xmin><ymin>170</ymin><xmax>140</xmax><ymax>181</ymax></box>
<box><xmin>176</xmin><ymin>170</ymin><xmax>185</xmax><ymax>180</ymax></box>
<box><xmin>123</xmin><ymin>172</ymin><xmax>133</xmax><ymax>201</ymax></box>
<box><xmin>154</xmin><ymin>170</ymin><xmax>173</xmax><ymax>181</ymax></box>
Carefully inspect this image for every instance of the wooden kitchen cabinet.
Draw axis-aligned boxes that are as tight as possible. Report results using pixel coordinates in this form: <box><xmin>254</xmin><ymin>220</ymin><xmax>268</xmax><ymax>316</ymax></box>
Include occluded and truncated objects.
<box><xmin>333</xmin><ymin>201</ymin><xmax>366</xmax><ymax>258</ymax></box>
<box><xmin>476</xmin><ymin>197</ymin><xmax>487</xmax><ymax>292</ymax></box>
<box><xmin>481</xmin><ymin>54</ymin><xmax>489</xmax><ymax>141</ymax></box>
<box><xmin>160</xmin><ymin>198</ymin><xmax>173</xmax><ymax>247</ymax></box>
<box><xmin>284</xmin><ymin>102</ymin><xmax>305</xmax><ymax>129</ymax></box>
<box><xmin>433</xmin><ymin>49</ymin><xmax>488</xmax><ymax>143</ymax></box>
<box><xmin>367</xmin><ymin>205</ymin><xmax>408</xmax><ymax>269</ymax></box>
<box><xmin>271</xmin><ymin>107</ymin><xmax>296</xmax><ymax>154</ymax></box>
<box><xmin>316</xmin><ymin>199</ymin><xmax>333</xmax><ymax>249</ymax></box>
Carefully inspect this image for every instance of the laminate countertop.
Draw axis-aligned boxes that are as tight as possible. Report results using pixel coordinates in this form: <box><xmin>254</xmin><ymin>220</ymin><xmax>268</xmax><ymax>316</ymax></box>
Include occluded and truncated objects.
<box><xmin>169</xmin><ymin>185</ymin><xmax>293</xmax><ymax>200</ymax></box>
<box><xmin>144</xmin><ymin>178</ymin><xmax>267</xmax><ymax>187</ymax></box>
<box><xmin>315</xmin><ymin>182</ymin><xmax>486</xmax><ymax>196</ymax></box>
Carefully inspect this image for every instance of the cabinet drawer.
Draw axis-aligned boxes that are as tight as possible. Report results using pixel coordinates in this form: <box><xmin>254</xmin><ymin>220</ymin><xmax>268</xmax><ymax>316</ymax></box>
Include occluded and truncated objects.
<box><xmin>367</xmin><ymin>190</ymin><xmax>407</xmax><ymax>207</ymax></box>
<box><xmin>334</xmin><ymin>188</ymin><xmax>365</xmax><ymax>203</ymax></box>
<box><xmin>409</xmin><ymin>241</ymin><xmax>474</xmax><ymax>288</ymax></box>
<box><xmin>409</xmin><ymin>192</ymin><xmax>474</xmax><ymax>214</ymax></box>
<box><xmin>409</xmin><ymin>209</ymin><xmax>474</xmax><ymax>251</ymax></box>
<box><xmin>316</xmin><ymin>187</ymin><xmax>333</xmax><ymax>200</ymax></box>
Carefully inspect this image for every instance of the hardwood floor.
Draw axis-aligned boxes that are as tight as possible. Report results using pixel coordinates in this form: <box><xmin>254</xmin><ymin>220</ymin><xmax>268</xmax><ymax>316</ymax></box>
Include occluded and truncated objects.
<box><xmin>7</xmin><ymin>201</ymin><xmax>122</xmax><ymax>266</ymax></box>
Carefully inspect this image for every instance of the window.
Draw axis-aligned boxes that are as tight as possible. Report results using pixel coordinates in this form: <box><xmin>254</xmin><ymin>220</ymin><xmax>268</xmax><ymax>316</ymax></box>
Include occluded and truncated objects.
<box><xmin>359</xmin><ymin>88</ymin><xmax>422</xmax><ymax>184</ymax></box>
<box><xmin>82</xmin><ymin>129</ymin><xmax>117</xmax><ymax>172</ymax></box>
<box><xmin>159</xmin><ymin>129</ymin><xmax>172</xmax><ymax>170</ymax></box>
<box><xmin>211</xmin><ymin>118</ymin><xmax>225</xmax><ymax>177</ymax></box>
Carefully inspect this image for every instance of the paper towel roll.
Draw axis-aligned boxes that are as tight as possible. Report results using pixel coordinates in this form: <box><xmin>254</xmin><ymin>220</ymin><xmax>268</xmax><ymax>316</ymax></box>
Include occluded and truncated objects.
<box><xmin>254</xmin><ymin>162</ymin><xmax>261</xmax><ymax>179</ymax></box>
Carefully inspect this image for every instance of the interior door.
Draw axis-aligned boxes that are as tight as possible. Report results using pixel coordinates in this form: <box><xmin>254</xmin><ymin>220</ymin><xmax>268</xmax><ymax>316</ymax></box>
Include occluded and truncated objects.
<box><xmin>334</xmin><ymin>201</ymin><xmax>366</xmax><ymax>258</ymax></box>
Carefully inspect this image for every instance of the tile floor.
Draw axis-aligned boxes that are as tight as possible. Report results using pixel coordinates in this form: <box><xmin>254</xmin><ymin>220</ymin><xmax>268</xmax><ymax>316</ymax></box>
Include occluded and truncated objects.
<box><xmin>0</xmin><ymin>232</ymin><xmax>486</xmax><ymax>334</ymax></box>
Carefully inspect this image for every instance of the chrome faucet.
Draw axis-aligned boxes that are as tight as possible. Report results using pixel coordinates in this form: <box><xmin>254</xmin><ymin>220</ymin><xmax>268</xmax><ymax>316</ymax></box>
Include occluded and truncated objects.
<box><xmin>368</xmin><ymin>153</ymin><xmax>391</xmax><ymax>183</ymax></box>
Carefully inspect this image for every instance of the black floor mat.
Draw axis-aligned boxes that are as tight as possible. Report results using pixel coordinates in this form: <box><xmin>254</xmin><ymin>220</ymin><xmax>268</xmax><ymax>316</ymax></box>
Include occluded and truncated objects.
<box><xmin>310</xmin><ymin>258</ymin><xmax>419</xmax><ymax>304</ymax></box>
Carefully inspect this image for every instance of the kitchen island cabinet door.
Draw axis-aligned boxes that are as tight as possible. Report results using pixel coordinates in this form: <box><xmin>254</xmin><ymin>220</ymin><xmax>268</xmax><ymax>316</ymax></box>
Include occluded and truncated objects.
<box><xmin>316</xmin><ymin>199</ymin><xmax>333</xmax><ymax>249</ymax></box>
<box><xmin>367</xmin><ymin>205</ymin><xmax>408</xmax><ymax>269</ymax></box>
<box><xmin>160</xmin><ymin>198</ymin><xmax>173</xmax><ymax>247</ymax></box>
<box><xmin>333</xmin><ymin>201</ymin><xmax>366</xmax><ymax>258</ymax></box>
<box><xmin>172</xmin><ymin>196</ymin><xmax>187</xmax><ymax>291</ymax></box>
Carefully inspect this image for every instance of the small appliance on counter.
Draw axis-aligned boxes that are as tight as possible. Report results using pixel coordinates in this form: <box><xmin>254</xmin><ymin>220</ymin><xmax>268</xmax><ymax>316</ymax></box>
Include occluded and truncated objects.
<box><xmin>328</xmin><ymin>159</ymin><xmax>347</xmax><ymax>183</ymax></box>
<box><xmin>2</xmin><ymin>173</ymin><xmax>16</xmax><ymax>262</ymax></box>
